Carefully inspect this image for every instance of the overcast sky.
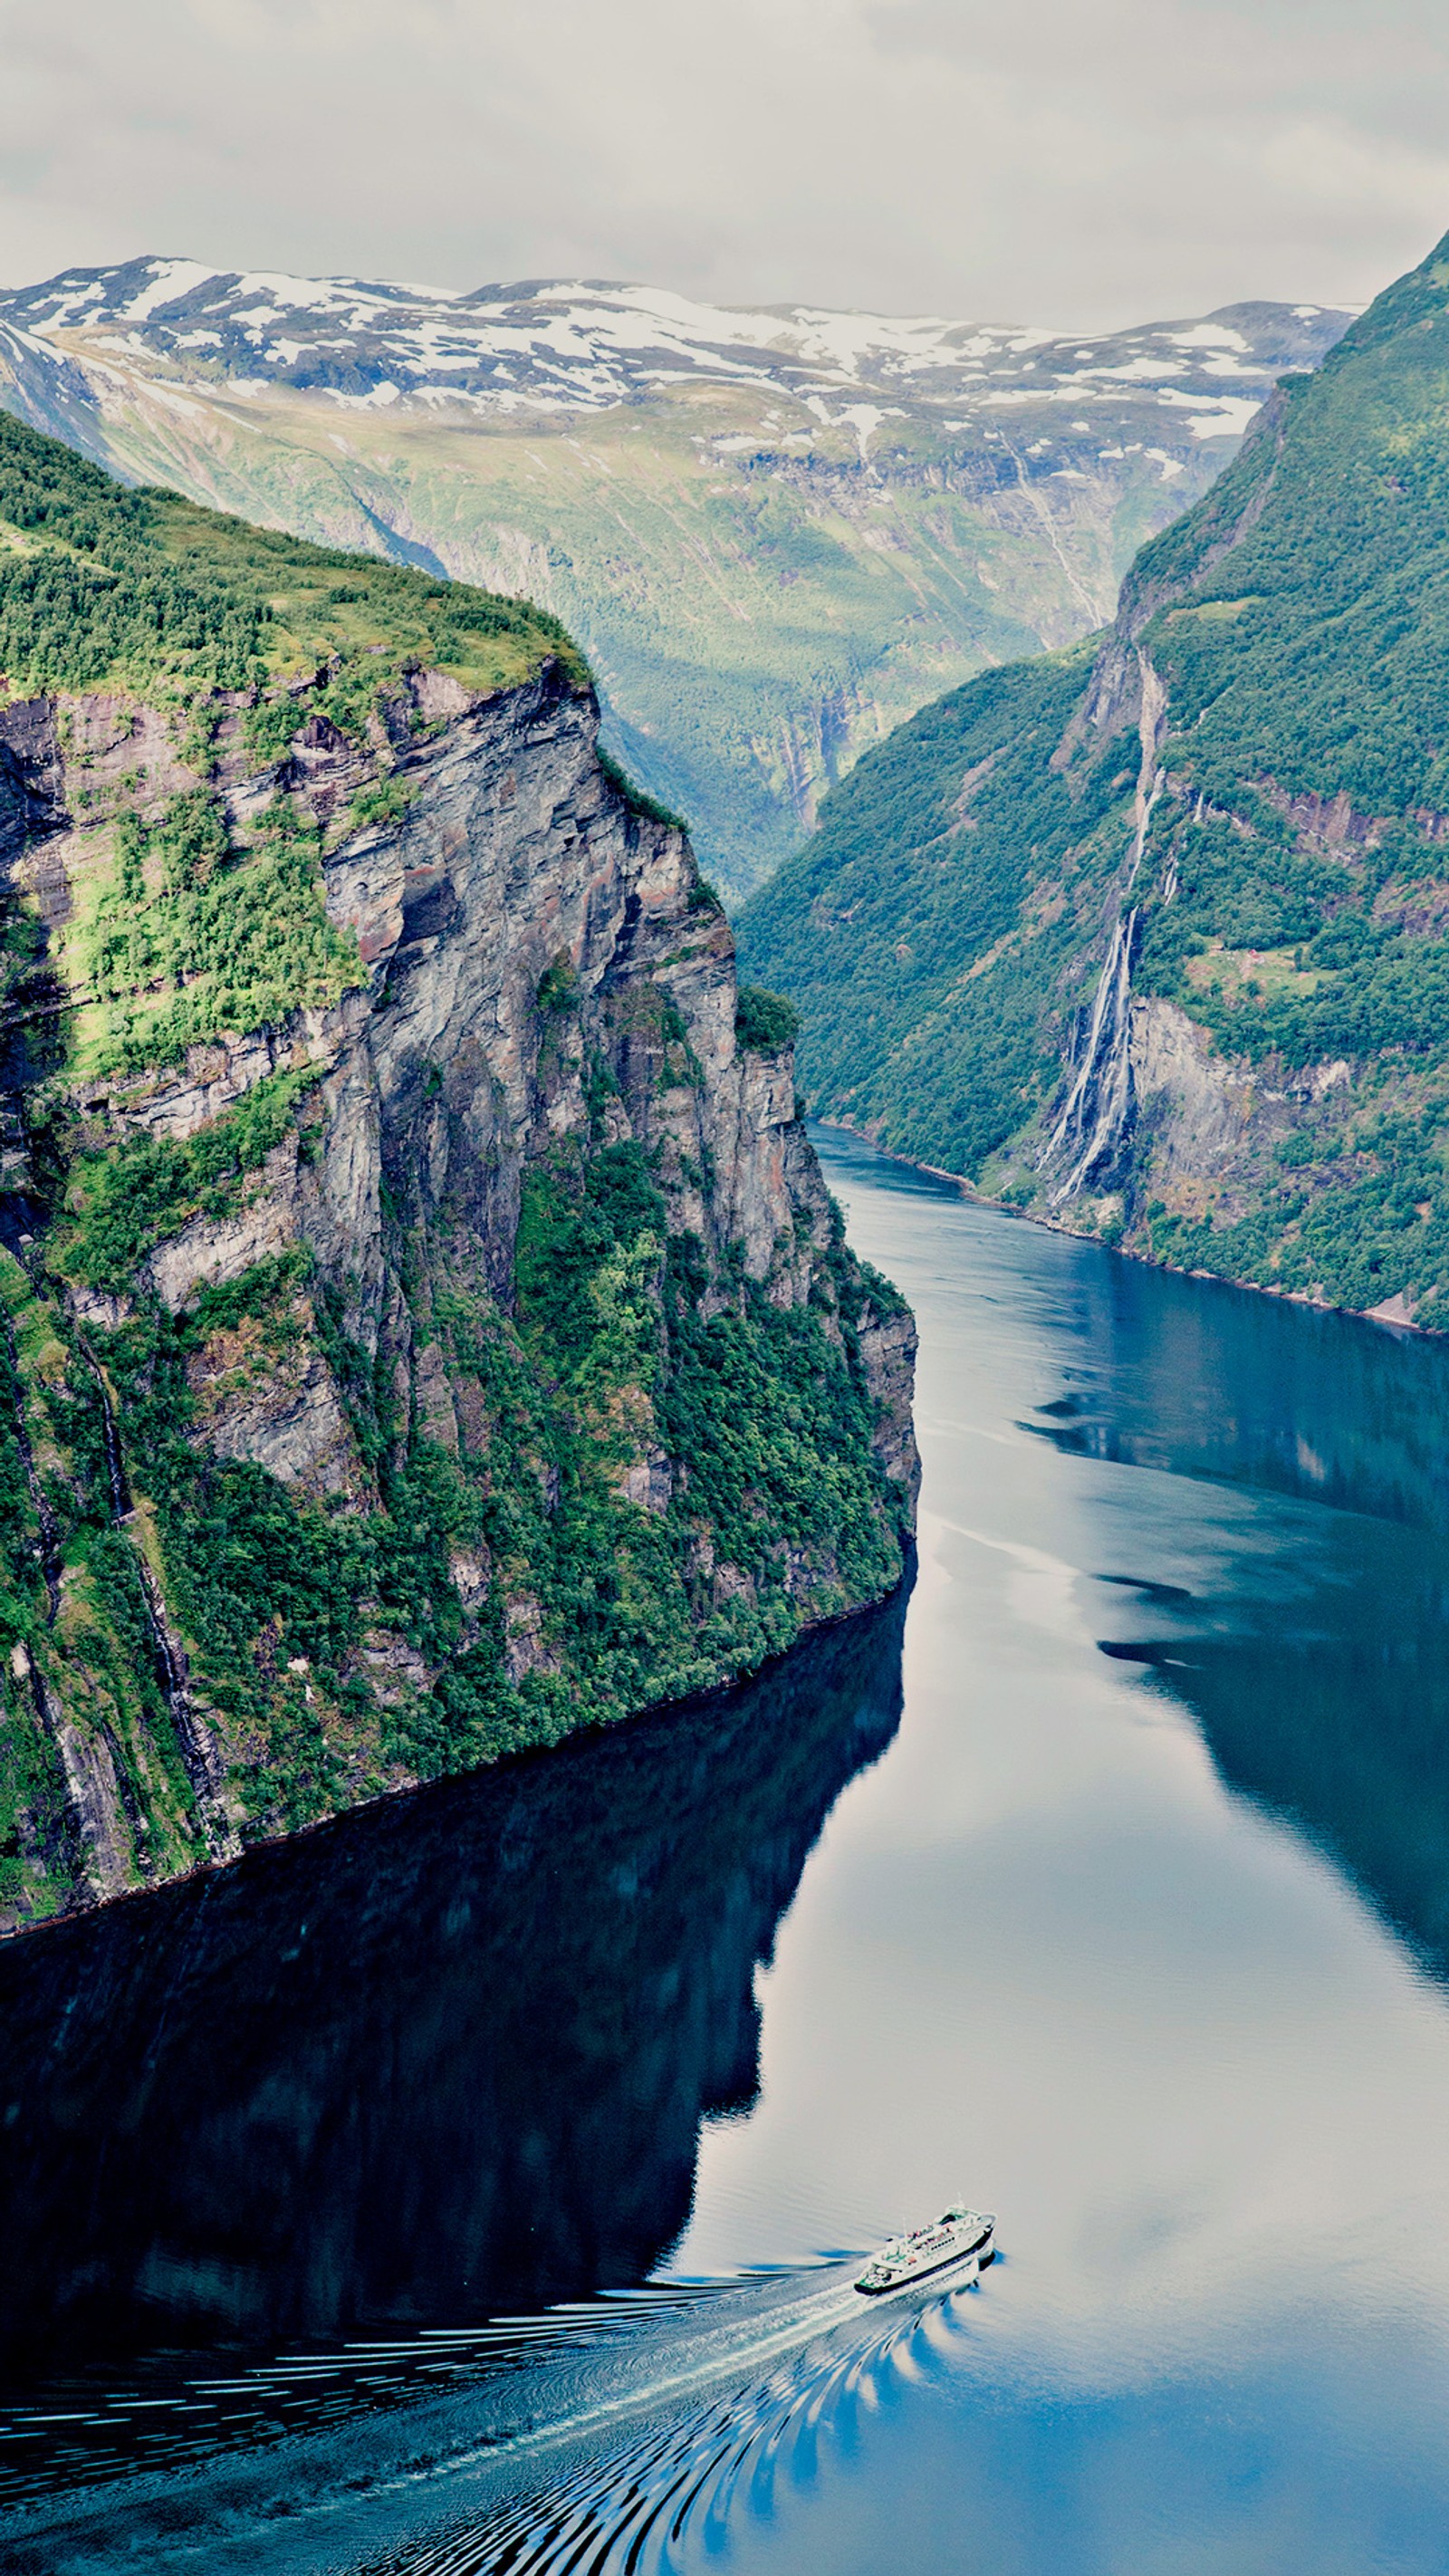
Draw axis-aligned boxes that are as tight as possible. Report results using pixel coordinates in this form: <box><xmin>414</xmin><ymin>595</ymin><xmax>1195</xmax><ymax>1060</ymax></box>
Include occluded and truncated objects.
<box><xmin>3</xmin><ymin>0</ymin><xmax>1447</xmax><ymax>327</ymax></box>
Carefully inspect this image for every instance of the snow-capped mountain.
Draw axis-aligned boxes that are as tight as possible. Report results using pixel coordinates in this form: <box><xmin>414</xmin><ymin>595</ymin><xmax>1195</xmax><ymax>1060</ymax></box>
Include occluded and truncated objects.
<box><xmin>0</xmin><ymin>257</ymin><xmax>1352</xmax><ymax>892</ymax></box>
<box><xmin>0</xmin><ymin>255</ymin><xmax>1347</xmax><ymax>444</ymax></box>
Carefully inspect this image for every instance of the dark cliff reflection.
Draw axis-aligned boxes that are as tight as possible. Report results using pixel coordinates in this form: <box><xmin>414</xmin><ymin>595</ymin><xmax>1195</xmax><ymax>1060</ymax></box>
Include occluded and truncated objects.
<box><xmin>0</xmin><ymin>1587</ymin><xmax>908</xmax><ymax>2378</ymax></box>
<box><xmin>1029</xmin><ymin>1251</ymin><xmax>1449</xmax><ymax>1529</ymax></box>
<box><xmin>1027</xmin><ymin>1255</ymin><xmax>1449</xmax><ymax>1983</ymax></box>
<box><xmin>1096</xmin><ymin>1520</ymin><xmax>1449</xmax><ymax>1985</ymax></box>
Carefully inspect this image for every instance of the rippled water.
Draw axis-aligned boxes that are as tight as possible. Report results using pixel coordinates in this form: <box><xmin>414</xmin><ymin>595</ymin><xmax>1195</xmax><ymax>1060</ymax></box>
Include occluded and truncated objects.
<box><xmin>8</xmin><ymin>1129</ymin><xmax>1449</xmax><ymax>2572</ymax></box>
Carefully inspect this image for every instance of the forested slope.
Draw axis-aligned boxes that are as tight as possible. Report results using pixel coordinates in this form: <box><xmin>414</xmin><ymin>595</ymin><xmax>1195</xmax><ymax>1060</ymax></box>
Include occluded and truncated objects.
<box><xmin>740</xmin><ymin>226</ymin><xmax>1449</xmax><ymax>1328</ymax></box>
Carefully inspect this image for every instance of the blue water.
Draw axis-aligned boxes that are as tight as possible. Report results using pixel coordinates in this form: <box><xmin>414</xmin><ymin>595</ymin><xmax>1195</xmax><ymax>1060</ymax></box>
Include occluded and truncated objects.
<box><xmin>7</xmin><ymin>1129</ymin><xmax>1449</xmax><ymax>2571</ymax></box>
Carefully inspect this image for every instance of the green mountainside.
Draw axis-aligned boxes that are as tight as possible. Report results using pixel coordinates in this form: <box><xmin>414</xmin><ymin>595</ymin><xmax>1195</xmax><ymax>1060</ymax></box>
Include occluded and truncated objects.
<box><xmin>739</xmin><ymin>227</ymin><xmax>1449</xmax><ymax>1329</ymax></box>
<box><xmin>0</xmin><ymin>409</ymin><xmax>584</xmax><ymax>701</ymax></box>
<box><xmin>0</xmin><ymin>415</ymin><xmax>916</xmax><ymax>1932</ymax></box>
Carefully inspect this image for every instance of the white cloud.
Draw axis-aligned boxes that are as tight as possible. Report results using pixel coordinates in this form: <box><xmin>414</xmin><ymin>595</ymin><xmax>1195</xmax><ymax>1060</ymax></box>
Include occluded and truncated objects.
<box><xmin>0</xmin><ymin>0</ymin><xmax>1444</xmax><ymax>322</ymax></box>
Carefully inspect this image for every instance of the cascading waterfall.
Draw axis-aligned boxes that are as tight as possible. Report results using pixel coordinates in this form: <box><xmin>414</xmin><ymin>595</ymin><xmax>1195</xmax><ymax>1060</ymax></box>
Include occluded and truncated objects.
<box><xmin>1040</xmin><ymin>652</ymin><xmax>1166</xmax><ymax>1206</ymax></box>
<box><xmin>87</xmin><ymin>1356</ymin><xmax>130</xmax><ymax>1521</ymax></box>
<box><xmin>1041</xmin><ymin>907</ymin><xmax>1139</xmax><ymax>1206</ymax></box>
<box><xmin>83</xmin><ymin>1345</ymin><xmax>237</xmax><ymax>1860</ymax></box>
<box><xmin>131</xmin><ymin>1545</ymin><xmax>237</xmax><ymax>1862</ymax></box>
<box><xmin>2</xmin><ymin>1312</ymin><xmax>57</xmax><ymax>1623</ymax></box>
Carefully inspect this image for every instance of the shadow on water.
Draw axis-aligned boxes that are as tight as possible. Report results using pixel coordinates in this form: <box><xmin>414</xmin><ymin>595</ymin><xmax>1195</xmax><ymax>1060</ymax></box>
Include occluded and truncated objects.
<box><xmin>1091</xmin><ymin>1529</ymin><xmax>1449</xmax><ymax>1987</ymax></box>
<box><xmin>0</xmin><ymin>1582</ymin><xmax>909</xmax><ymax>2388</ymax></box>
<box><xmin>1025</xmin><ymin>1248</ymin><xmax>1449</xmax><ymax>1530</ymax></box>
<box><xmin>1021</xmin><ymin>1254</ymin><xmax>1449</xmax><ymax>1984</ymax></box>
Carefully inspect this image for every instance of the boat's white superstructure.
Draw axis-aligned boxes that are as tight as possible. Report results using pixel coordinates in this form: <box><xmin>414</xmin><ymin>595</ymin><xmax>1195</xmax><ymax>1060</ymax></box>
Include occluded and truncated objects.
<box><xmin>853</xmin><ymin>2205</ymin><xmax>995</xmax><ymax>2296</ymax></box>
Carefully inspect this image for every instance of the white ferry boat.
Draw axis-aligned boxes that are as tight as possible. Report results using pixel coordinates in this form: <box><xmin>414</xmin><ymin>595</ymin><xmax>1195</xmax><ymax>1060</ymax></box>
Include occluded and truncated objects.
<box><xmin>854</xmin><ymin>2205</ymin><xmax>995</xmax><ymax>2297</ymax></box>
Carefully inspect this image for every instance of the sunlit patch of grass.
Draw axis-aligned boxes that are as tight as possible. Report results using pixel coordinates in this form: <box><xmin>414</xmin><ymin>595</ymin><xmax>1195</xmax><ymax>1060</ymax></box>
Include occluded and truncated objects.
<box><xmin>1184</xmin><ymin>942</ymin><xmax>1327</xmax><ymax>1002</ymax></box>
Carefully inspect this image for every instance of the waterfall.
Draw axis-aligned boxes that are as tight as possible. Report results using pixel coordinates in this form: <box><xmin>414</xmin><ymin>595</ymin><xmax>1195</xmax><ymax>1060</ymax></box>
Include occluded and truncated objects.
<box><xmin>85</xmin><ymin>1346</ymin><xmax>239</xmax><ymax>1863</ymax></box>
<box><xmin>1039</xmin><ymin>650</ymin><xmax>1166</xmax><ymax>1208</ymax></box>
<box><xmin>86</xmin><ymin>1357</ymin><xmax>130</xmax><ymax>1521</ymax></box>
<box><xmin>3</xmin><ymin>1312</ymin><xmax>57</xmax><ymax>1623</ymax></box>
<box><xmin>1041</xmin><ymin>908</ymin><xmax>1139</xmax><ymax>1206</ymax></box>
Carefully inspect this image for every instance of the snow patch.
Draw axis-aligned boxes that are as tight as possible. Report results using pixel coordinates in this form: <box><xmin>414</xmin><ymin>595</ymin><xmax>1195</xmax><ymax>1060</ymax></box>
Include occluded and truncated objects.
<box><xmin>803</xmin><ymin>397</ymin><xmax>903</xmax><ymax>457</ymax></box>
<box><xmin>120</xmin><ymin>260</ymin><xmax>218</xmax><ymax>323</ymax></box>
<box><xmin>1185</xmin><ymin>397</ymin><xmax>1262</xmax><ymax>439</ymax></box>
<box><xmin>1167</xmin><ymin>322</ymin><xmax>1249</xmax><ymax>351</ymax></box>
<box><xmin>0</xmin><ymin>260</ymin><xmax>1352</xmax><ymax>448</ymax></box>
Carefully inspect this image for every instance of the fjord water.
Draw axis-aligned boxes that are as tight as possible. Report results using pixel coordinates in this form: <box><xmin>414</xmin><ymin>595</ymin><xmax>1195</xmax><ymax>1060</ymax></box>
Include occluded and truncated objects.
<box><xmin>8</xmin><ymin>1130</ymin><xmax>1449</xmax><ymax>2571</ymax></box>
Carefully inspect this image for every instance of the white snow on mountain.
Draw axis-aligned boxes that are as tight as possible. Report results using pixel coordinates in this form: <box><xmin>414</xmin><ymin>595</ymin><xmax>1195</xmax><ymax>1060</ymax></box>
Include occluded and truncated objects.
<box><xmin>0</xmin><ymin>257</ymin><xmax>1354</xmax><ymax>440</ymax></box>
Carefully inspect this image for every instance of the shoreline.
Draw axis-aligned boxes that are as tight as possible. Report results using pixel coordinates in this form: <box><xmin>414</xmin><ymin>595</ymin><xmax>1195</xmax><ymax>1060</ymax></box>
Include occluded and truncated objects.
<box><xmin>810</xmin><ymin>1116</ymin><xmax>1433</xmax><ymax>1341</ymax></box>
<box><xmin>0</xmin><ymin>1556</ymin><xmax>916</xmax><ymax>1949</ymax></box>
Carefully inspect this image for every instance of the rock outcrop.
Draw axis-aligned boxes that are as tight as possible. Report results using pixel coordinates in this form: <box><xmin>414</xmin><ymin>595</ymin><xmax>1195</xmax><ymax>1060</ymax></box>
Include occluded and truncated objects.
<box><xmin>0</xmin><ymin>419</ymin><xmax>917</xmax><ymax>1935</ymax></box>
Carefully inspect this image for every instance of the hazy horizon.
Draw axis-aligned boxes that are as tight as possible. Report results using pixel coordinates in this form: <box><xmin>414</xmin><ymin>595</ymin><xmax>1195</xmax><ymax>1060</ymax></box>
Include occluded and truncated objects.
<box><xmin>2</xmin><ymin>1</ymin><xmax>1446</xmax><ymax>332</ymax></box>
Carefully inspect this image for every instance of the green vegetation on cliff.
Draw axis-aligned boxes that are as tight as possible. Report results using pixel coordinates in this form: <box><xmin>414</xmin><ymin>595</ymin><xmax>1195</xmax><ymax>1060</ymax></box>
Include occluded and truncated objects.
<box><xmin>0</xmin><ymin>408</ymin><xmax>585</xmax><ymax>701</ymax></box>
<box><xmin>737</xmin><ymin>645</ymin><xmax>1110</xmax><ymax>1173</ymax></box>
<box><xmin>79</xmin><ymin>793</ymin><xmax>363</xmax><ymax>1074</ymax></box>
<box><xmin>59</xmin><ymin>1067</ymin><xmax>323</xmax><ymax>1289</ymax></box>
<box><xmin>740</xmin><ymin>226</ymin><xmax>1449</xmax><ymax>1330</ymax></box>
<box><xmin>0</xmin><ymin>416</ymin><xmax>913</xmax><ymax>1932</ymax></box>
<box><xmin>0</xmin><ymin>1104</ymin><xmax>905</xmax><ymax>1887</ymax></box>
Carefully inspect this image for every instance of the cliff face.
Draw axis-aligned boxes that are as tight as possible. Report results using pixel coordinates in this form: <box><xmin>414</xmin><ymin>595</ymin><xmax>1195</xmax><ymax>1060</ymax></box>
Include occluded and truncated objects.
<box><xmin>740</xmin><ymin>227</ymin><xmax>1449</xmax><ymax>1330</ymax></box>
<box><xmin>0</xmin><ymin>425</ymin><xmax>916</xmax><ymax>1935</ymax></box>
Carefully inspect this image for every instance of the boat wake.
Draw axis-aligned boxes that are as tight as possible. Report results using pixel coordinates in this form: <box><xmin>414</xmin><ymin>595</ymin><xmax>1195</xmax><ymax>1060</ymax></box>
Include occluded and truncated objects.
<box><xmin>365</xmin><ymin>2278</ymin><xmax>985</xmax><ymax>2576</ymax></box>
<box><xmin>3</xmin><ymin>2255</ymin><xmax>993</xmax><ymax>2572</ymax></box>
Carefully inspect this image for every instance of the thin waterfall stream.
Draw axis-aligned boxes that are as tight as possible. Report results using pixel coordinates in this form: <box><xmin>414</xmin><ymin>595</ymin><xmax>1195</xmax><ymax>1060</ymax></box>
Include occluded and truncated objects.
<box><xmin>82</xmin><ymin>1341</ymin><xmax>233</xmax><ymax>1854</ymax></box>
<box><xmin>87</xmin><ymin>1357</ymin><xmax>130</xmax><ymax>1523</ymax></box>
<box><xmin>1041</xmin><ymin>649</ymin><xmax>1166</xmax><ymax>1206</ymax></box>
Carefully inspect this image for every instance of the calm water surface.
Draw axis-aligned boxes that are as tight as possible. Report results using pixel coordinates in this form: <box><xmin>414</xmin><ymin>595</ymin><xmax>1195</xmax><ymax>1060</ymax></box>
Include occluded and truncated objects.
<box><xmin>7</xmin><ymin>1128</ymin><xmax>1449</xmax><ymax>2572</ymax></box>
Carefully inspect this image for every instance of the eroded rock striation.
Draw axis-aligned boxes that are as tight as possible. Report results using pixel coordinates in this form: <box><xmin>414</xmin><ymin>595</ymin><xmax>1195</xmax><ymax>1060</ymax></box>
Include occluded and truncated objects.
<box><xmin>0</xmin><ymin>417</ymin><xmax>916</xmax><ymax>1932</ymax></box>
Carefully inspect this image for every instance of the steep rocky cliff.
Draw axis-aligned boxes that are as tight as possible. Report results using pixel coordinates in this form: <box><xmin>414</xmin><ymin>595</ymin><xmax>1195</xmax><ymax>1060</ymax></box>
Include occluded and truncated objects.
<box><xmin>0</xmin><ymin>416</ymin><xmax>916</xmax><ymax>1933</ymax></box>
<box><xmin>741</xmin><ymin>226</ymin><xmax>1449</xmax><ymax>1330</ymax></box>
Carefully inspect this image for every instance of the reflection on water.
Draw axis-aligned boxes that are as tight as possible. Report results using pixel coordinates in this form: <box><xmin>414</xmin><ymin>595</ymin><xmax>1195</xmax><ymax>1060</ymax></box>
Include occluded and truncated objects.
<box><xmin>0</xmin><ymin>1593</ymin><xmax>907</xmax><ymax>2378</ymax></box>
<box><xmin>1089</xmin><ymin>1529</ymin><xmax>1449</xmax><ymax>1980</ymax></box>
<box><xmin>1025</xmin><ymin>1245</ymin><xmax>1449</xmax><ymax>1527</ymax></box>
<box><xmin>11</xmin><ymin>1135</ymin><xmax>1449</xmax><ymax>2575</ymax></box>
<box><xmin>1018</xmin><ymin>1236</ymin><xmax>1449</xmax><ymax>1979</ymax></box>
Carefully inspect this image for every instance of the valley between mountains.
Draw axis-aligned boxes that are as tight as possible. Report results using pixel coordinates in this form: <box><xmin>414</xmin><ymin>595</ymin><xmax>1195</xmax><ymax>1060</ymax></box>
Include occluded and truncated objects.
<box><xmin>0</xmin><ymin>260</ymin><xmax>1348</xmax><ymax>898</ymax></box>
<box><xmin>0</xmin><ymin>222</ymin><xmax>1432</xmax><ymax>1934</ymax></box>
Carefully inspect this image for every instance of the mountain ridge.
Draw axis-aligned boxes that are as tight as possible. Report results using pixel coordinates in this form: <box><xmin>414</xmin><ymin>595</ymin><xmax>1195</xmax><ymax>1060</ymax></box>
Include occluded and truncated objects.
<box><xmin>0</xmin><ymin>257</ymin><xmax>1351</xmax><ymax>896</ymax></box>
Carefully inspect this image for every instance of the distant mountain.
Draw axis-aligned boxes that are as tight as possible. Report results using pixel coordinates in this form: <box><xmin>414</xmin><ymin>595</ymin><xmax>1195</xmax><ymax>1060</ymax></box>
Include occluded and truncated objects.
<box><xmin>737</xmin><ymin>227</ymin><xmax>1449</xmax><ymax>1329</ymax></box>
<box><xmin>0</xmin><ymin>258</ymin><xmax>1350</xmax><ymax>896</ymax></box>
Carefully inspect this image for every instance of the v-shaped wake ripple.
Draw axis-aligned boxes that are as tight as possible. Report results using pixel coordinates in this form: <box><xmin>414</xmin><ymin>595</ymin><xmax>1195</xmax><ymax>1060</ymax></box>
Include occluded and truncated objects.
<box><xmin>372</xmin><ymin>2283</ymin><xmax>981</xmax><ymax>2576</ymax></box>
